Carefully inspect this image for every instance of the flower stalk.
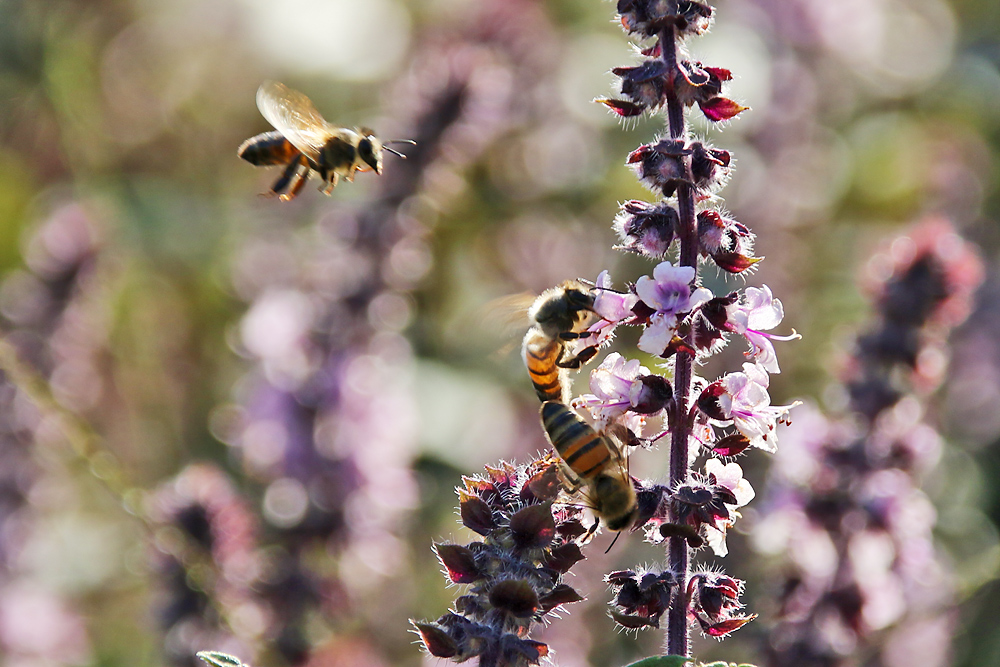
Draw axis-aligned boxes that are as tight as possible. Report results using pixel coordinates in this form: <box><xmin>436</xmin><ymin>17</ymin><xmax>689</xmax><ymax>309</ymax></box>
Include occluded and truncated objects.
<box><xmin>660</xmin><ymin>19</ymin><xmax>697</xmax><ymax>656</ymax></box>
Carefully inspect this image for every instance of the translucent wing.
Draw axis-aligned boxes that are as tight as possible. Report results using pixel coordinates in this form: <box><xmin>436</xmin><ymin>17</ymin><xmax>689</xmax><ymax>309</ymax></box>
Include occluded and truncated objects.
<box><xmin>464</xmin><ymin>292</ymin><xmax>538</xmax><ymax>359</ymax></box>
<box><xmin>479</xmin><ymin>292</ymin><xmax>537</xmax><ymax>331</ymax></box>
<box><xmin>256</xmin><ymin>81</ymin><xmax>338</xmax><ymax>162</ymax></box>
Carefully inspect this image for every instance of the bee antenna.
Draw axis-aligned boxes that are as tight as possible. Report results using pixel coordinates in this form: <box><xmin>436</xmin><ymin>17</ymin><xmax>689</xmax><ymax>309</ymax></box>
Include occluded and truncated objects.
<box><xmin>385</xmin><ymin>139</ymin><xmax>417</xmax><ymax>146</ymax></box>
<box><xmin>604</xmin><ymin>530</ymin><xmax>622</xmax><ymax>554</ymax></box>
<box><xmin>383</xmin><ymin>146</ymin><xmax>407</xmax><ymax>159</ymax></box>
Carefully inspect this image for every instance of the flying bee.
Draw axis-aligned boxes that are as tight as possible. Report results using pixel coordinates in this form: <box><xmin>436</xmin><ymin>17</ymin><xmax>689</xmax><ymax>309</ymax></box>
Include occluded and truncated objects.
<box><xmin>237</xmin><ymin>81</ymin><xmax>415</xmax><ymax>201</ymax></box>
<box><xmin>521</xmin><ymin>280</ymin><xmax>602</xmax><ymax>404</ymax></box>
<box><xmin>539</xmin><ymin>401</ymin><xmax>639</xmax><ymax>533</ymax></box>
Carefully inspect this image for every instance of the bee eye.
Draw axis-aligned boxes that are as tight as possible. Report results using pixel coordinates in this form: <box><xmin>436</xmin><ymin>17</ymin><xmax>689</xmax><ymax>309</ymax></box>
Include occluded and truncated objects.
<box><xmin>357</xmin><ymin>138</ymin><xmax>374</xmax><ymax>161</ymax></box>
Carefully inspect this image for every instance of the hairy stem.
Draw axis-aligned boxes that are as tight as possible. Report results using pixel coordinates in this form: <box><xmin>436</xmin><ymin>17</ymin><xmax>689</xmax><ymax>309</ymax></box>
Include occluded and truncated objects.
<box><xmin>661</xmin><ymin>23</ymin><xmax>695</xmax><ymax>658</ymax></box>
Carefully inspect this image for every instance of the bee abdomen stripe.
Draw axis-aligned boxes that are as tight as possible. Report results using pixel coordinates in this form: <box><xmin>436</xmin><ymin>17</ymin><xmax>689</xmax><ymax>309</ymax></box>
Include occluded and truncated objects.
<box><xmin>540</xmin><ymin>402</ymin><xmax>610</xmax><ymax>478</ymax></box>
<box><xmin>526</xmin><ymin>357</ymin><xmax>559</xmax><ymax>378</ymax></box>
<box><xmin>531</xmin><ymin>377</ymin><xmax>561</xmax><ymax>394</ymax></box>
<box><xmin>562</xmin><ymin>436</ymin><xmax>609</xmax><ymax>477</ymax></box>
<box><xmin>531</xmin><ymin>381</ymin><xmax>563</xmax><ymax>402</ymax></box>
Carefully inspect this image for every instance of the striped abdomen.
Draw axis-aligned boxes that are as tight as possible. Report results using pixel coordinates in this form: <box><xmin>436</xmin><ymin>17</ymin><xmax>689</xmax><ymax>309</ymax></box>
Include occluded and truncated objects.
<box><xmin>237</xmin><ymin>131</ymin><xmax>301</xmax><ymax>166</ymax></box>
<box><xmin>522</xmin><ymin>328</ymin><xmax>568</xmax><ymax>403</ymax></box>
<box><xmin>540</xmin><ymin>401</ymin><xmax>611</xmax><ymax>479</ymax></box>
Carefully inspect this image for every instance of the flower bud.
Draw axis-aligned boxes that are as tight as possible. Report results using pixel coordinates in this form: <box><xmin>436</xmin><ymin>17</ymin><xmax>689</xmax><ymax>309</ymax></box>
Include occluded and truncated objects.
<box><xmin>613</xmin><ymin>200</ymin><xmax>678</xmax><ymax>258</ymax></box>
<box><xmin>697</xmin><ymin>380</ymin><xmax>728</xmax><ymax>421</ymax></box>
<box><xmin>615</xmin><ymin>59</ymin><xmax>669</xmax><ymax>109</ymax></box>
<box><xmin>629</xmin><ymin>374</ymin><xmax>673</xmax><ymax>413</ymax></box>
<box><xmin>698</xmin><ymin>210</ymin><xmax>760</xmax><ymax>274</ymax></box>
<box><xmin>606</xmin><ymin>568</ymin><xmax>677</xmax><ymax>629</ymax></box>
<box><xmin>617</xmin><ymin>0</ymin><xmax>713</xmax><ymax>38</ymax></box>
<box><xmin>690</xmin><ymin>141</ymin><xmax>732</xmax><ymax>194</ymax></box>
<box><xmin>687</xmin><ymin>571</ymin><xmax>755</xmax><ymax>638</ymax></box>
<box><xmin>628</xmin><ymin>138</ymin><xmax>691</xmax><ymax>197</ymax></box>
<box><xmin>674</xmin><ymin>62</ymin><xmax>748</xmax><ymax>122</ymax></box>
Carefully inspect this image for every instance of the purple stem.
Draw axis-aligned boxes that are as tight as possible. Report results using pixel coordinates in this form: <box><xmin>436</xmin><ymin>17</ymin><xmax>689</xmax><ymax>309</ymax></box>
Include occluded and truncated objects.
<box><xmin>660</xmin><ymin>23</ymin><xmax>694</xmax><ymax>658</ymax></box>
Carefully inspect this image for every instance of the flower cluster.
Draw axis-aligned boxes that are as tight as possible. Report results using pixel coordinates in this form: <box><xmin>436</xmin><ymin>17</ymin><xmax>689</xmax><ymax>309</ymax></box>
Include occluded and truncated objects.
<box><xmin>0</xmin><ymin>203</ymin><xmax>102</xmax><ymax>666</ymax></box>
<box><xmin>754</xmin><ymin>220</ymin><xmax>983</xmax><ymax>667</ymax></box>
<box><xmin>425</xmin><ymin>0</ymin><xmax>798</xmax><ymax>661</ymax></box>
<box><xmin>561</xmin><ymin>0</ymin><xmax>796</xmax><ymax>655</ymax></box>
<box><xmin>413</xmin><ymin>459</ymin><xmax>589</xmax><ymax>667</ymax></box>
<box><xmin>600</xmin><ymin>2</ymin><xmax>744</xmax><ymax>122</ymax></box>
<box><xmin>148</xmin><ymin>464</ymin><xmax>262</xmax><ymax>666</ymax></box>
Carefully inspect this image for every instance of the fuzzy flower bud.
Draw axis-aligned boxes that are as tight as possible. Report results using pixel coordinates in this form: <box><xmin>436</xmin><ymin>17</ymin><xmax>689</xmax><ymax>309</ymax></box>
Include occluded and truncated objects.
<box><xmin>614</xmin><ymin>59</ymin><xmax>670</xmax><ymax>111</ymax></box>
<box><xmin>607</xmin><ymin>568</ymin><xmax>678</xmax><ymax>629</ymax></box>
<box><xmin>628</xmin><ymin>138</ymin><xmax>690</xmax><ymax>197</ymax></box>
<box><xmin>697</xmin><ymin>209</ymin><xmax>760</xmax><ymax>274</ymax></box>
<box><xmin>687</xmin><ymin>572</ymin><xmax>756</xmax><ymax>638</ymax></box>
<box><xmin>614</xmin><ymin>200</ymin><xmax>678</xmax><ymax>258</ymax></box>
<box><xmin>617</xmin><ymin>0</ymin><xmax>714</xmax><ymax>38</ymax></box>
<box><xmin>414</xmin><ymin>459</ymin><xmax>588</xmax><ymax>667</ymax></box>
<box><xmin>629</xmin><ymin>139</ymin><xmax>732</xmax><ymax>198</ymax></box>
<box><xmin>689</xmin><ymin>141</ymin><xmax>732</xmax><ymax>195</ymax></box>
<box><xmin>674</xmin><ymin>62</ymin><xmax>748</xmax><ymax>122</ymax></box>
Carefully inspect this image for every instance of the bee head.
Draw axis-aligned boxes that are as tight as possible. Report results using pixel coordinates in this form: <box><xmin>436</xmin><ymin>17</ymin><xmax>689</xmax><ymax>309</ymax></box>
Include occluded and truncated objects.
<box><xmin>356</xmin><ymin>129</ymin><xmax>383</xmax><ymax>175</ymax></box>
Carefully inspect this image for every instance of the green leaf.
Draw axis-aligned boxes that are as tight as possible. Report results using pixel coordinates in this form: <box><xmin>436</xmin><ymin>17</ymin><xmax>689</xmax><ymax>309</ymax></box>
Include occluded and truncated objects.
<box><xmin>622</xmin><ymin>656</ymin><xmax>692</xmax><ymax>667</ymax></box>
<box><xmin>196</xmin><ymin>651</ymin><xmax>246</xmax><ymax>667</ymax></box>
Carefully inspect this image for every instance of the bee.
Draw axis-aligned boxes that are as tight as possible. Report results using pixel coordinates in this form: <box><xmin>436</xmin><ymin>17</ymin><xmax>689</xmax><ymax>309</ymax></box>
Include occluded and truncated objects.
<box><xmin>521</xmin><ymin>280</ymin><xmax>602</xmax><ymax>403</ymax></box>
<box><xmin>539</xmin><ymin>400</ymin><xmax>638</xmax><ymax>533</ymax></box>
<box><xmin>237</xmin><ymin>81</ymin><xmax>414</xmax><ymax>201</ymax></box>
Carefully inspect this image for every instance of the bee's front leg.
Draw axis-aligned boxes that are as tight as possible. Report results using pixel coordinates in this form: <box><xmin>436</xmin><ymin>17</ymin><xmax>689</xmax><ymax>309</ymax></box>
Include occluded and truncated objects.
<box><xmin>555</xmin><ymin>344</ymin><xmax>599</xmax><ymax>369</ymax></box>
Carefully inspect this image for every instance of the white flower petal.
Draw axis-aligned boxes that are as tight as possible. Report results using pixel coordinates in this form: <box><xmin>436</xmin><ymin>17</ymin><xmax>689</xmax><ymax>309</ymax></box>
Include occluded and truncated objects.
<box><xmin>637</xmin><ymin>316</ymin><xmax>675</xmax><ymax>355</ymax></box>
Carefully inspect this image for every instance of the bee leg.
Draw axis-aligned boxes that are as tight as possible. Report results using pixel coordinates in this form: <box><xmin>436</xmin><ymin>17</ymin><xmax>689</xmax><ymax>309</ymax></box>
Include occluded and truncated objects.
<box><xmin>267</xmin><ymin>156</ymin><xmax>308</xmax><ymax>199</ymax></box>
<box><xmin>278</xmin><ymin>163</ymin><xmax>310</xmax><ymax>202</ymax></box>
<box><xmin>555</xmin><ymin>344</ymin><xmax>599</xmax><ymax>370</ymax></box>
<box><xmin>558</xmin><ymin>330</ymin><xmax>595</xmax><ymax>341</ymax></box>
<box><xmin>321</xmin><ymin>173</ymin><xmax>340</xmax><ymax>195</ymax></box>
<box><xmin>554</xmin><ymin>459</ymin><xmax>584</xmax><ymax>493</ymax></box>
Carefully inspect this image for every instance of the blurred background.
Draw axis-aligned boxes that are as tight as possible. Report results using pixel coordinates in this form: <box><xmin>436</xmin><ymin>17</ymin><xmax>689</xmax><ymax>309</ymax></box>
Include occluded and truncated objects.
<box><xmin>0</xmin><ymin>0</ymin><xmax>998</xmax><ymax>666</ymax></box>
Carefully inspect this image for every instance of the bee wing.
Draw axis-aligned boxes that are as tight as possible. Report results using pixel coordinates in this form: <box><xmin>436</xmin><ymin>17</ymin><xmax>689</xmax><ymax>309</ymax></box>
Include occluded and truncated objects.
<box><xmin>480</xmin><ymin>292</ymin><xmax>537</xmax><ymax>331</ymax></box>
<box><xmin>256</xmin><ymin>81</ymin><xmax>338</xmax><ymax>162</ymax></box>
<box><xmin>600</xmin><ymin>425</ymin><xmax>635</xmax><ymax>481</ymax></box>
<box><xmin>465</xmin><ymin>292</ymin><xmax>537</xmax><ymax>359</ymax></box>
<box><xmin>550</xmin><ymin>455</ymin><xmax>584</xmax><ymax>493</ymax></box>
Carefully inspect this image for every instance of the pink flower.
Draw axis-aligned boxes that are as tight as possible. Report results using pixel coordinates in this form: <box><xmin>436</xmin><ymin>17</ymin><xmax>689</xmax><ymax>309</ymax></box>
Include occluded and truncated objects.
<box><xmin>702</xmin><ymin>458</ymin><xmax>755</xmax><ymax>556</ymax></box>
<box><xmin>574</xmin><ymin>352</ymin><xmax>651</xmax><ymax>433</ymax></box>
<box><xmin>718</xmin><ymin>363</ymin><xmax>800</xmax><ymax>452</ymax></box>
<box><xmin>572</xmin><ymin>270</ymin><xmax>634</xmax><ymax>347</ymax></box>
<box><xmin>635</xmin><ymin>262</ymin><xmax>713</xmax><ymax>355</ymax></box>
<box><xmin>725</xmin><ymin>285</ymin><xmax>799</xmax><ymax>373</ymax></box>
